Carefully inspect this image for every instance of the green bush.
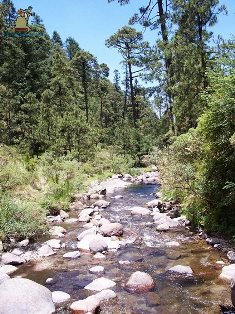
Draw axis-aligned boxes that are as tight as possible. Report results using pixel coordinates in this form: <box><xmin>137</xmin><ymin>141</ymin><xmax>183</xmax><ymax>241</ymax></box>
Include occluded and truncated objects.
<box><xmin>0</xmin><ymin>196</ymin><xmax>47</xmax><ymax>240</ymax></box>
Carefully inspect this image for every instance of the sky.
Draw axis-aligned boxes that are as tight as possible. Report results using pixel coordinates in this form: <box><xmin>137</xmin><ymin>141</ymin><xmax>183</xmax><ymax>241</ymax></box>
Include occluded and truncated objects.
<box><xmin>12</xmin><ymin>0</ymin><xmax>235</xmax><ymax>81</ymax></box>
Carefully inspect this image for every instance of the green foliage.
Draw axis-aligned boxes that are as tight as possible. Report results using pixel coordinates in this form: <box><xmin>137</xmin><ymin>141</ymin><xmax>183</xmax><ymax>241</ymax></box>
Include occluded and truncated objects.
<box><xmin>159</xmin><ymin>44</ymin><xmax>235</xmax><ymax>234</ymax></box>
<box><xmin>0</xmin><ymin>196</ymin><xmax>47</xmax><ymax>240</ymax></box>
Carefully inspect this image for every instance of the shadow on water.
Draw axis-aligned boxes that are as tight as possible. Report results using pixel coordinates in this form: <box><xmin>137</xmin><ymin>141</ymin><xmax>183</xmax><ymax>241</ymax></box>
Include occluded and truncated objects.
<box><xmin>14</xmin><ymin>183</ymin><xmax>232</xmax><ymax>314</ymax></box>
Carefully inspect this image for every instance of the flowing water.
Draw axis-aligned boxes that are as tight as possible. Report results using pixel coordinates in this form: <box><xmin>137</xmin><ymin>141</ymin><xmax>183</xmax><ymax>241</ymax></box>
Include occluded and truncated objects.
<box><xmin>14</xmin><ymin>183</ymin><xmax>232</xmax><ymax>313</ymax></box>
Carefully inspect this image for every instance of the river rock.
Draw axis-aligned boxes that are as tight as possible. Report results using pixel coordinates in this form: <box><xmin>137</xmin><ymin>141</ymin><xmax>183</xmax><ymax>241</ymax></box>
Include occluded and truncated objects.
<box><xmin>78</xmin><ymin>214</ymin><xmax>90</xmax><ymax>223</ymax></box>
<box><xmin>93</xmin><ymin>252</ymin><xmax>106</xmax><ymax>259</ymax></box>
<box><xmin>17</xmin><ymin>239</ymin><xmax>29</xmax><ymax>247</ymax></box>
<box><xmin>1</xmin><ymin>252</ymin><xmax>25</xmax><ymax>265</ymax></box>
<box><xmin>38</xmin><ymin>245</ymin><xmax>56</xmax><ymax>257</ymax></box>
<box><xmin>220</xmin><ymin>264</ymin><xmax>235</xmax><ymax>282</ymax></box>
<box><xmin>70</xmin><ymin>295</ymin><xmax>100</xmax><ymax>314</ymax></box>
<box><xmin>0</xmin><ymin>265</ymin><xmax>18</xmax><ymax>275</ymax></box>
<box><xmin>89</xmin><ymin>266</ymin><xmax>104</xmax><ymax>273</ymax></box>
<box><xmin>52</xmin><ymin>291</ymin><xmax>71</xmax><ymax>305</ymax></box>
<box><xmin>95</xmin><ymin>289</ymin><xmax>117</xmax><ymax>303</ymax></box>
<box><xmin>156</xmin><ymin>223</ymin><xmax>170</xmax><ymax>231</ymax></box>
<box><xmin>98</xmin><ymin>218</ymin><xmax>111</xmax><ymax>226</ymax></box>
<box><xmin>231</xmin><ymin>280</ymin><xmax>235</xmax><ymax>307</ymax></box>
<box><xmin>112</xmin><ymin>195</ymin><xmax>123</xmax><ymax>199</ymax></box>
<box><xmin>130</xmin><ymin>206</ymin><xmax>151</xmax><ymax>216</ymax></box>
<box><xmin>92</xmin><ymin>200</ymin><xmax>110</xmax><ymax>208</ymax></box>
<box><xmin>126</xmin><ymin>271</ymin><xmax>154</xmax><ymax>293</ymax></box>
<box><xmin>63</xmin><ymin>251</ymin><xmax>81</xmax><ymax>259</ymax></box>
<box><xmin>0</xmin><ymin>273</ymin><xmax>10</xmax><ymax>284</ymax></box>
<box><xmin>65</xmin><ymin>218</ymin><xmax>78</xmax><ymax>224</ymax></box>
<box><xmin>85</xmin><ymin>277</ymin><xmax>116</xmax><ymax>291</ymax></box>
<box><xmin>49</xmin><ymin>226</ymin><xmax>66</xmax><ymax>237</ymax></box>
<box><xmin>146</xmin><ymin>292</ymin><xmax>161</xmax><ymax>306</ymax></box>
<box><xmin>227</xmin><ymin>251</ymin><xmax>235</xmax><ymax>263</ymax></box>
<box><xmin>168</xmin><ymin>265</ymin><xmax>193</xmax><ymax>275</ymax></box>
<box><xmin>77</xmin><ymin>227</ymin><xmax>97</xmax><ymax>241</ymax></box>
<box><xmin>89</xmin><ymin>237</ymin><xmax>108</xmax><ymax>253</ymax></box>
<box><xmin>70</xmin><ymin>201</ymin><xmax>84</xmax><ymax>211</ymax></box>
<box><xmin>60</xmin><ymin>210</ymin><xmax>69</xmax><ymax>220</ymax></box>
<box><xmin>77</xmin><ymin>234</ymin><xmax>103</xmax><ymax>251</ymax></box>
<box><xmin>11</xmin><ymin>248</ymin><xmax>23</xmax><ymax>256</ymax></box>
<box><xmin>79</xmin><ymin>208</ymin><xmax>95</xmax><ymax>217</ymax></box>
<box><xmin>100</xmin><ymin>223</ymin><xmax>123</xmax><ymax>237</ymax></box>
<box><xmin>0</xmin><ymin>278</ymin><xmax>55</xmax><ymax>314</ymax></box>
<box><xmin>46</xmin><ymin>239</ymin><xmax>61</xmax><ymax>249</ymax></box>
<box><xmin>146</xmin><ymin>200</ymin><xmax>160</xmax><ymax>208</ymax></box>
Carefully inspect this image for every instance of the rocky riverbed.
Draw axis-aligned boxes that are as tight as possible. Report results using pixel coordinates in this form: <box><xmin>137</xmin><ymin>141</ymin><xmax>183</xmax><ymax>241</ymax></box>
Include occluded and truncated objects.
<box><xmin>0</xmin><ymin>171</ymin><xmax>235</xmax><ymax>313</ymax></box>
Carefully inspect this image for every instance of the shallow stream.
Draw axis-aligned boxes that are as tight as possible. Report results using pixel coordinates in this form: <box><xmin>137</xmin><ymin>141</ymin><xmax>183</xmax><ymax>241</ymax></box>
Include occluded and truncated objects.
<box><xmin>14</xmin><ymin>183</ymin><xmax>231</xmax><ymax>313</ymax></box>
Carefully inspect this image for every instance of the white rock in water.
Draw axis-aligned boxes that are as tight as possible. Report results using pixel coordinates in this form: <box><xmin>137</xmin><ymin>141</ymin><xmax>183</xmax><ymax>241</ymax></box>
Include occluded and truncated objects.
<box><xmin>146</xmin><ymin>200</ymin><xmax>160</xmax><ymax>208</ymax></box>
<box><xmin>100</xmin><ymin>223</ymin><xmax>123</xmax><ymax>237</ymax></box>
<box><xmin>94</xmin><ymin>289</ymin><xmax>117</xmax><ymax>303</ymax></box>
<box><xmin>165</xmin><ymin>241</ymin><xmax>180</xmax><ymax>247</ymax></box>
<box><xmin>1</xmin><ymin>252</ymin><xmax>25</xmax><ymax>265</ymax></box>
<box><xmin>220</xmin><ymin>264</ymin><xmax>235</xmax><ymax>282</ymax></box>
<box><xmin>112</xmin><ymin>195</ymin><xmax>123</xmax><ymax>199</ymax></box>
<box><xmin>0</xmin><ymin>265</ymin><xmax>18</xmax><ymax>275</ymax></box>
<box><xmin>0</xmin><ymin>278</ymin><xmax>55</xmax><ymax>314</ymax></box>
<box><xmin>77</xmin><ymin>227</ymin><xmax>97</xmax><ymax>241</ymax></box>
<box><xmin>0</xmin><ymin>273</ymin><xmax>10</xmax><ymax>284</ymax></box>
<box><xmin>169</xmin><ymin>265</ymin><xmax>193</xmax><ymax>275</ymax></box>
<box><xmin>11</xmin><ymin>248</ymin><xmax>24</xmax><ymax>256</ymax></box>
<box><xmin>92</xmin><ymin>200</ymin><xmax>110</xmax><ymax>208</ymax></box>
<box><xmin>156</xmin><ymin>223</ymin><xmax>170</xmax><ymax>231</ymax></box>
<box><xmin>46</xmin><ymin>278</ymin><xmax>54</xmax><ymax>284</ymax></box>
<box><xmin>93</xmin><ymin>252</ymin><xmax>106</xmax><ymax>259</ymax></box>
<box><xmin>119</xmin><ymin>260</ymin><xmax>131</xmax><ymax>265</ymax></box>
<box><xmin>89</xmin><ymin>266</ymin><xmax>104</xmax><ymax>273</ymax></box>
<box><xmin>46</xmin><ymin>239</ymin><xmax>61</xmax><ymax>249</ymax></box>
<box><xmin>84</xmin><ymin>277</ymin><xmax>116</xmax><ymax>291</ymax></box>
<box><xmin>38</xmin><ymin>245</ymin><xmax>55</xmax><ymax>257</ymax></box>
<box><xmin>126</xmin><ymin>271</ymin><xmax>154</xmax><ymax>293</ymax></box>
<box><xmin>130</xmin><ymin>206</ymin><xmax>151</xmax><ymax>216</ymax></box>
<box><xmin>63</xmin><ymin>251</ymin><xmax>81</xmax><ymax>259</ymax></box>
<box><xmin>52</xmin><ymin>291</ymin><xmax>71</xmax><ymax>305</ymax></box>
<box><xmin>49</xmin><ymin>226</ymin><xmax>66</xmax><ymax>237</ymax></box>
<box><xmin>70</xmin><ymin>295</ymin><xmax>99</xmax><ymax>314</ymax></box>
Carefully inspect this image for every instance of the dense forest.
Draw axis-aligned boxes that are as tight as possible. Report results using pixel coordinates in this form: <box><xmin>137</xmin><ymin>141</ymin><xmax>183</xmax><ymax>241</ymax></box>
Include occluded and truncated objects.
<box><xmin>0</xmin><ymin>0</ymin><xmax>234</xmax><ymax>240</ymax></box>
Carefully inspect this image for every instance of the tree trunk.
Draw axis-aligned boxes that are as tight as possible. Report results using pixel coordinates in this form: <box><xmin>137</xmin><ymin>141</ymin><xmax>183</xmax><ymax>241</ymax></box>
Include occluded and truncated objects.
<box><xmin>157</xmin><ymin>0</ymin><xmax>176</xmax><ymax>135</ymax></box>
<box><xmin>82</xmin><ymin>62</ymin><xmax>89</xmax><ymax>122</ymax></box>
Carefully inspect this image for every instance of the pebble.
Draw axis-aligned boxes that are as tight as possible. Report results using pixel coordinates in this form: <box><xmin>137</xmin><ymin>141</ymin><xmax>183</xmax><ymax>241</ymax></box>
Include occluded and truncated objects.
<box><xmin>93</xmin><ymin>252</ymin><xmax>106</xmax><ymax>259</ymax></box>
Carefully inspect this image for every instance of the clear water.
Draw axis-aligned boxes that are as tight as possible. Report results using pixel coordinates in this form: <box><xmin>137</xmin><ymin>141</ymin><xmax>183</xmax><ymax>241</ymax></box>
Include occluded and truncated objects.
<box><xmin>14</xmin><ymin>183</ymin><xmax>232</xmax><ymax>313</ymax></box>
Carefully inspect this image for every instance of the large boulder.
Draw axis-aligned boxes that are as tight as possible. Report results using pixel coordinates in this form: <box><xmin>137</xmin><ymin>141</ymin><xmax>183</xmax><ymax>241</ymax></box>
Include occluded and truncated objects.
<box><xmin>84</xmin><ymin>277</ymin><xmax>116</xmax><ymax>291</ymax></box>
<box><xmin>126</xmin><ymin>271</ymin><xmax>154</xmax><ymax>293</ymax></box>
<box><xmin>0</xmin><ymin>278</ymin><xmax>55</xmax><ymax>314</ymax></box>
<box><xmin>100</xmin><ymin>223</ymin><xmax>123</xmax><ymax>237</ymax></box>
